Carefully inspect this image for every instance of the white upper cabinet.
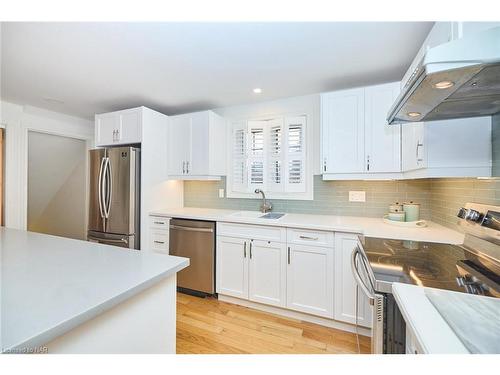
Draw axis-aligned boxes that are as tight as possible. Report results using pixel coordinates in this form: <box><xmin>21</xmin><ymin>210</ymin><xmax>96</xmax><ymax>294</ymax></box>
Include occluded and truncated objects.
<box><xmin>321</xmin><ymin>88</ymin><xmax>365</xmax><ymax>174</ymax></box>
<box><xmin>402</xmin><ymin>116</ymin><xmax>492</xmax><ymax>178</ymax></box>
<box><xmin>364</xmin><ymin>82</ymin><xmax>401</xmax><ymax>173</ymax></box>
<box><xmin>321</xmin><ymin>82</ymin><xmax>401</xmax><ymax>180</ymax></box>
<box><xmin>168</xmin><ymin>110</ymin><xmax>226</xmax><ymax>180</ymax></box>
<box><xmin>95</xmin><ymin>107</ymin><xmax>142</xmax><ymax>146</ymax></box>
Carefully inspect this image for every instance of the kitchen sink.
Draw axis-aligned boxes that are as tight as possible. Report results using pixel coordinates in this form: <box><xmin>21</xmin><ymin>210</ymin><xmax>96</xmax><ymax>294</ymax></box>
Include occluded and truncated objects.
<box><xmin>229</xmin><ymin>211</ymin><xmax>286</xmax><ymax>220</ymax></box>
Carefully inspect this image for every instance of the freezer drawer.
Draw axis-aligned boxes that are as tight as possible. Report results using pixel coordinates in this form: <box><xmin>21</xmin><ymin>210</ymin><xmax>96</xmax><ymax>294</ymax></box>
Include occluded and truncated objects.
<box><xmin>169</xmin><ymin>219</ymin><xmax>215</xmax><ymax>295</ymax></box>
<box><xmin>88</xmin><ymin>230</ymin><xmax>137</xmax><ymax>250</ymax></box>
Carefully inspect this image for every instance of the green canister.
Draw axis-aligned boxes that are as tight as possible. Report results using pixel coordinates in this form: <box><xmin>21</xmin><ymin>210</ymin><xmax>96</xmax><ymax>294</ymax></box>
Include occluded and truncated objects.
<box><xmin>403</xmin><ymin>201</ymin><xmax>420</xmax><ymax>222</ymax></box>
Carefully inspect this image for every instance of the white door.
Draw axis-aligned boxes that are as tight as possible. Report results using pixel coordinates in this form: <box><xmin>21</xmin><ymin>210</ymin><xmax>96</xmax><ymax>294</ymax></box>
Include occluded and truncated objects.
<box><xmin>402</xmin><ymin>122</ymin><xmax>426</xmax><ymax>171</ymax></box>
<box><xmin>286</xmin><ymin>244</ymin><xmax>334</xmax><ymax>318</ymax></box>
<box><xmin>189</xmin><ymin>111</ymin><xmax>209</xmax><ymax>176</ymax></box>
<box><xmin>216</xmin><ymin>236</ymin><xmax>249</xmax><ymax>299</ymax></box>
<box><xmin>334</xmin><ymin>233</ymin><xmax>372</xmax><ymax>327</ymax></box>
<box><xmin>364</xmin><ymin>82</ymin><xmax>401</xmax><ymax>173</ymax></box>
<box><xmin>118</xmin><ymin>110</ymin><xmax>141</xmax><ymax>144</ymax></box>
<box><xmin>95</xmin><ymin>113</ymin><xmax>119</xmax><ymax>146</ymax></box>
<box><xmin>248</xmin><ymin>240</ymin><xmax>286</xmax><ymax>307</ymax></box>
<box><xmin>321</xmin><ymin>88</ymin><xmax>365</xmax><ymax>174</ymax></box>
<box><xmin>168</xmin><ymin>114</ymin><xmax>191</xmax><ymax>176</ymax></box>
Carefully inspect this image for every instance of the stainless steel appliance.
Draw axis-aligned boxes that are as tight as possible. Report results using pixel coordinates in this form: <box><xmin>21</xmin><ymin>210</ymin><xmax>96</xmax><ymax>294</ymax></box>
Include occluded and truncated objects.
<box><xmin>169</xmin><ymin>219</ymin><xmax>215</xmax><ymax>295</ymax></box>
<box><xmin>388</xmin><ymin>27</ymin><xmax>500</xmax><ymax>124</ymax></box>
<box><xmin>352</xmin><ymin>203</ymin><xmax>500</xmax><ymax>353</ymax></box>
<box><xmin>87</xmin><ymin>147</ymin><xmax>140</xmax><ymax>249</ymax></box>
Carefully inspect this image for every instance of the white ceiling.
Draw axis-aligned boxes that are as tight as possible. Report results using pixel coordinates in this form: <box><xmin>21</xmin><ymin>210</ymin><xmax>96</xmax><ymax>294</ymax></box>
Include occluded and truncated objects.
<box><xmin>1</xmin><ymin>22</ymin><xmax>433</xmax><ymax>119</ymax></box>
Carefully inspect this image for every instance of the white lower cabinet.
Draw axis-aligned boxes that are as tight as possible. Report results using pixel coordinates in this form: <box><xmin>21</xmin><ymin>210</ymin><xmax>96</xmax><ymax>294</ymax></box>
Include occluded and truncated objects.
<box><xmin>149</xmin><ymin>216</ymin><xmax>170</xmax><ymax>254</ymax></box>
<box><xmin>286</xmin><ymin>244</ymin><xmax>334</xmax><ymax>318</ymax></box>
<box><xmin>334</xmin><ymin>233</ymin><xmax>372</xmax><ymax>327</ymax></box>
<box><xmin>248</xmin><ymin>240</ymin><xmax>287</xmax><ymax>307</ymax></box>
<box><xmin>216</xmin><ymin>236</ymin><xmax>249</xmax><ymax>299</ymax></box>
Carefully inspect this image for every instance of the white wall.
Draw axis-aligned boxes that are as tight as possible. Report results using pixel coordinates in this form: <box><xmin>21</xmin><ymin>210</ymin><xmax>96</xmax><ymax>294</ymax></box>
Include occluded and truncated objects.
<box><xmin>214</xmin><ymin>94</ymin><xmax>321</xmax><ymax>175</ymax></box>
<box><xmin>0</xmin><ymin>100</ymin><xmax>94</xmax><ymax>230</ymax></box>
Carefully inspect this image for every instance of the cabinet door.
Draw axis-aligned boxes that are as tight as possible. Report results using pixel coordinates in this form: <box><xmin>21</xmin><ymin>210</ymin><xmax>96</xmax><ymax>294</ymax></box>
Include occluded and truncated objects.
<box><xmin>216</xmin><ymin>236</ymin><xmax>248</xmax><ymax>299</ymax></box>
<box><xmin>364</xmin><ymin>82</ymin><xmax>401</xmax><ymax>173</ymax></box>
<box><xmin>189</xmin><ymin>111</ymin><xmax>210</xmax><ymax>175</ymax></box>
<box><xmin>168</xmin><ymin>114</ymin><xmax>191</xmax><ymax>176</ymax></box>
<box><xmin>321</xmin><ymin>88</ymin><xmax>365</xmax><ymax>174</ymax></box>
<box><xmin>95</xmin><ymin>113</ymin><xmax>119</xmax><ymax>146</ymax></box>
<box><xmin>118</xmin><ymin>110</ymin><xmax>142</xmax><ymax>144</ymax></box>
<box><xmin>248</xmin><ymin>240</ymin><xmax>286</xmax><ymax>307</ymax></box>
<box><xmin>334</xmin><ymin>233</ymin><xmax>372</xmax><ymax>327</ymax></box>
<box><xmin>286</xmin><ymin>244</ymin><xmax>334</xmax><ymax>318</ymax></box>
<box><xmin>402</xmin><ymin>122</ymin><xmax>426</xmax><ymax>171</ymax></box>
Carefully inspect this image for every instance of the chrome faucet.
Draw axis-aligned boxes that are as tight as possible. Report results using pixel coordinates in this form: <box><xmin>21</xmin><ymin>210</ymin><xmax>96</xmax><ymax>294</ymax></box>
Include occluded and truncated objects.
<box><xmin>255</xmin><ymin>189</ymin><xmax>272</xmax><ymax>213</ymax></box>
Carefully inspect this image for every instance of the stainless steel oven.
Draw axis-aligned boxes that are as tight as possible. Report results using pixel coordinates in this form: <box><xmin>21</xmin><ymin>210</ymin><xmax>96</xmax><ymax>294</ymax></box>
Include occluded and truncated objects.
<box><xmin>352</xmin><ymin>243</ymin><xmax>406</xmax><ymax>354</ymax></box>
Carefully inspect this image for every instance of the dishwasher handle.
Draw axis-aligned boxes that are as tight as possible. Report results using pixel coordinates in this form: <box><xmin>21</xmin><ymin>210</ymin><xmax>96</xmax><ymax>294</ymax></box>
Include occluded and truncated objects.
<box><xmin>170</xmin><ymin>224</ymin><xmax>214</xmax><ymax>233</ymax></box>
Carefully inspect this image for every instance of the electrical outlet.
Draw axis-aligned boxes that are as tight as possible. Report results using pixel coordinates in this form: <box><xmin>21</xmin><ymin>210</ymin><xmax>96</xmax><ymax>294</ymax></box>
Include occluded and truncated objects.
<box><xmin>349</xmin><ymin>191</ymin><xmax>366</xmax><ymax>202</ymax></box>
<box><xmin>218</xmin><ymin>189</ymin><xmax>225</xmax><ymax>198</ymax></box>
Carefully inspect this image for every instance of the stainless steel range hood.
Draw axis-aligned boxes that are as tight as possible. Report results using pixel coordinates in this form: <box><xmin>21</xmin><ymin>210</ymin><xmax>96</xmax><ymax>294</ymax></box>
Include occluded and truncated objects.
<box><xmin>388</xmin><ymin>27</ymin><xmax>500</xmax><ymax>124</ymax></box>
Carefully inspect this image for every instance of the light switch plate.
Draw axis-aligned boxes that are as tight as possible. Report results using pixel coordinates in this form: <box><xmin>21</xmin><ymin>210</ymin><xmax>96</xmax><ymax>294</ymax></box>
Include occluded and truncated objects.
<box><xmin>349</xmin><ymin>191</ymin><xmax>366</xmax><ymax>202</ymax></box>
<box><xmin>218</xmin><ymin>189</ymin><xmax>225</xmax><ymax>198</ymax></box>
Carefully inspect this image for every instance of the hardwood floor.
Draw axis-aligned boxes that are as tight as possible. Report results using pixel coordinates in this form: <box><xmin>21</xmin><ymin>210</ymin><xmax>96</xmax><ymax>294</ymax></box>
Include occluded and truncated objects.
<box><xmin>176</xmin><ymin>293</ymin><xmax>371</xmax><ymax>354</ymax></box>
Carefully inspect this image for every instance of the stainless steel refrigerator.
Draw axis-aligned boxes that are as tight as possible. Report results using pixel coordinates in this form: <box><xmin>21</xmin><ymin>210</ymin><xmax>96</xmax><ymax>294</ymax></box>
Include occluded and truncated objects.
<box><xmin>87</xmin><ymin>147</ymin><xmax>140</xmax><ymax>249</ymax></box>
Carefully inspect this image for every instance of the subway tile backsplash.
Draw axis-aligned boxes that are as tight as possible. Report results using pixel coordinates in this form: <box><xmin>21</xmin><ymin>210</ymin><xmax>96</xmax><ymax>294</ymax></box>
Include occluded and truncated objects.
<box><xmin>184</xmin><ymin>176</ymin><xmax>500</xmax><ymax>231</ymax></box>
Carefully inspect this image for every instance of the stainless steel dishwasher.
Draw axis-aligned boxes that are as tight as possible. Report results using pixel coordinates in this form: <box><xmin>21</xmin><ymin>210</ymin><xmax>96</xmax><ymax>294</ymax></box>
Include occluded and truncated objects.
<box><xmin>169</xmin><ymin>218</ymin><xmax>215</xmax><ymax>296</ymax></box>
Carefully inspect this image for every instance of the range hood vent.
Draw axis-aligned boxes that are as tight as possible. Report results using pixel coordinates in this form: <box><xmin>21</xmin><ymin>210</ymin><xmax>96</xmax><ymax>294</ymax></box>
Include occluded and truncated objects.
<box><xmin>388</xmin><ymin>27</ymin><xmax>500</xmax><ymax>124</ymax></box>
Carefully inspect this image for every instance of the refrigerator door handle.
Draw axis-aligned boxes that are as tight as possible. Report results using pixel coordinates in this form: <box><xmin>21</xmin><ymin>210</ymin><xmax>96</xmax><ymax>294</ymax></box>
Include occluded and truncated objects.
<box><xmin>104</xmin><ymin>157</ymin><xmax>112</xmax><ymax>219</ymax></box>
<box><xmin>98</xmin><ymin>157</ymin><xmax>106</xmax><ymax>219</ymax></box>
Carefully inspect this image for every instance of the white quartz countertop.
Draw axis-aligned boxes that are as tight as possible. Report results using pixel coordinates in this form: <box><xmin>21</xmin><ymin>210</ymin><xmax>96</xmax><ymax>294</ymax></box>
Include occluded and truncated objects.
<box><xmin>150</xmin><ymin>207</ymin><xmax>465</xmax><ymax>244</ymax></box>
<box><xmin>0</xmin><ymin>228</ymin><xmax>189</xmax><ymax>353</ymax></box>
<box><xmin>391</xmin><ymin>283</ymin><xmax>500</xmax><ymax>354</ymax></box>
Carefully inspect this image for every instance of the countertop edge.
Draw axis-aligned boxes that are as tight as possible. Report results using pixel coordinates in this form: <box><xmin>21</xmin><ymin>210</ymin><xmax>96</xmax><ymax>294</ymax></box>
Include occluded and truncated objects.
<box><xmin>149</xmin><ymin>209</ymin><xmax>465</xmax><ymax>244</ymax></box>
<box><xmin>4</xmin><ymin>258</ymin><xmax>189</xmax><ymax>353</ymax></box>
<box><xmin>392</xmin><ymin>283</ymin><xmax>469</xmax><ymax>354</ymax></box>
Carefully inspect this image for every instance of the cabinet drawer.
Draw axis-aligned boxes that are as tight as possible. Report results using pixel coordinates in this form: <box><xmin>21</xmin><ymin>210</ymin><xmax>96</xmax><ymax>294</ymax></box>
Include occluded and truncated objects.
<box><xmin>218</xmin><ymin>222</ymin><xmax>286</xmax><ymax>242</ymax></box>
<box><xmin>149</xmin><ymin>216</ymin><xmax>170</xmax><ymax>229</ymax></box>
<box><xmin>150</xmin><ymin>230</ymin><xmax>169</xmax><ymax>253</ymax></box>
<box><xmin>287</xmin><ymin>228</ymin><xmax>334</xmax><ymax>247</ymax></box>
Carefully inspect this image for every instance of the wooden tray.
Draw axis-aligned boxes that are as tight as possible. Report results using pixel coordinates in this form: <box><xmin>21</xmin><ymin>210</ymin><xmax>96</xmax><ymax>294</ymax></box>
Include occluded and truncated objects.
<box><xmin>383</xmin><ymin>215</ymin><xmax>427</xmax><ymax>228</ymax></box>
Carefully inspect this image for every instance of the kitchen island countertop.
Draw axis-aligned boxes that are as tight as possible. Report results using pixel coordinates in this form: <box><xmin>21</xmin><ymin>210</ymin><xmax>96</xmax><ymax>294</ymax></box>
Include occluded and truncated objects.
<box><xmin>1</xmin><ymin>227</ymin><xmax>188</xmax><ymax>353</ymax></box>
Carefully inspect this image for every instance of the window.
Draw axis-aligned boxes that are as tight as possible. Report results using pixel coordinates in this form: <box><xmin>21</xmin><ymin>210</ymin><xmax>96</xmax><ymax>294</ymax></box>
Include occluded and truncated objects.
<box><xmin>228</xmin><ymin>115</ymin><xmax>311</xmax><ymax>200</ymax></box>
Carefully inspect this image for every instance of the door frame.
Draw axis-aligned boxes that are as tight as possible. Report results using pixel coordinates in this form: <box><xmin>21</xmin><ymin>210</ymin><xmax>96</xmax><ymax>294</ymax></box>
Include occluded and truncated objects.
<box><xmin>23</xmin><ymin>127</ymin><xmax>93</xmax><ymax>233</ymax></box>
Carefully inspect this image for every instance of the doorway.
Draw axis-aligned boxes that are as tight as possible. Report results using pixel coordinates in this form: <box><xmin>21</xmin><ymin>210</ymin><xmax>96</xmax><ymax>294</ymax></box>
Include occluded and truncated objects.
<box><xmin>27</xmin><ymin>131</ymin><xmax>87</xmax><ymax>240</ymax></box>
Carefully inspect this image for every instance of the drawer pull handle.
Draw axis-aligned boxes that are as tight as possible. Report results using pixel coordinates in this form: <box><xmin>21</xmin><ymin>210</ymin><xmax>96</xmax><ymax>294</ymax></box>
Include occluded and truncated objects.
<box><xmin>299</xmin><ymin>235</ymin><xmax>319</xmax><ymax>240</ymax></box>
<box><xmin>154</xmin><ymin>221</ymin><xmax>165</xmax><ymax>225</ymax></box>
<box><xmin>154</xmin><ymin>240</ymin><xmax>165</xmax><ymax>244</ymax></box>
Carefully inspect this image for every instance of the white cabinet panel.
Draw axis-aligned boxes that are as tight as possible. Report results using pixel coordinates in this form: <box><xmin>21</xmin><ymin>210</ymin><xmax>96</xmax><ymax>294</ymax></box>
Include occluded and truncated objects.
<box><xmin>168</xmin><ymin>110</ymin><xmax>226</xmax><ymax>179</ymax></box>
<box><xmin>321</xmin><ymin>88</ymin><xmax>365</xmax><ymax>174</ymax></box>
<box><xmin>364</xmin><ymin>82</ymin><xmax>401</xmax><ymax>173</ymax></box>
<box><xmin>248</xmin><ymin>240</ymin><xmax>286</xmax><ymax>307</ymax></box>
<box><xmin>286</xmin><ymin>244</ymin><xmax>334</xmax><ymax>318</ymax></box>
<box><xmin>334</xmin><ymin>233</ymin><xmax>372</xmax><ymax>328</ymax></box>
<box><xmin>95</xmin><ymin>108</ymin><xmax>142</xmax><ymax>146</ymax></box>
<box><xmin>216</xmin><ymin>236</ymin><xmax>248</xmax><ymax>299</ymax></box>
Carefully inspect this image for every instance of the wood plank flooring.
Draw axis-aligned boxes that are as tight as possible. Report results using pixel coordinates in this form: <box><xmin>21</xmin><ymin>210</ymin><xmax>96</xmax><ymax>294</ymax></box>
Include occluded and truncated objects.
<box><xmin>176</xmin><ymin>293</ymin><xmax>371</xmax><ymax>354</ymax></box>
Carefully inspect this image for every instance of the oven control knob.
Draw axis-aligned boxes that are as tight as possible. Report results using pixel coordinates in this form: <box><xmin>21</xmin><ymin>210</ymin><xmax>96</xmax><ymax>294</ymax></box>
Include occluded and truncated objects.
<box><xmin>457</xmin><ymin>207</ymin><xmax>467</xmax><ymax>219</ymax></box>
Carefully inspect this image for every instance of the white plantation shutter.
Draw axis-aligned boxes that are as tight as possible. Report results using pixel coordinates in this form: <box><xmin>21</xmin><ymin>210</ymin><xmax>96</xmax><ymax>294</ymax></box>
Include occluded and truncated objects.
<box><xmin>284</xmin><ymin>116</ymin><xmax>306</xmax><ymax>192</ymax></box>
<box><xmin>247</xmin><ymin>120</ymin><xmax>267</xmax><ymax>191</ymax></box>
<box><xmin>267</xmin><ymin>118</ymin><xmax>284</xmax><ymax>192</ymax></box>
<box><xmin>231</xmin><ymin>121</ymin><xmax>247</xmax><ymax>192</ymax></box>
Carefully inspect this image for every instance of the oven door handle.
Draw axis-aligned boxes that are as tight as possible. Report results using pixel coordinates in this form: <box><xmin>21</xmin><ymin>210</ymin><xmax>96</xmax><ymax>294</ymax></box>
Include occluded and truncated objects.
<box><xmin>351</xmin><ymin>247</ymin><xmax>375</xmax><ymax>305</ymax></box>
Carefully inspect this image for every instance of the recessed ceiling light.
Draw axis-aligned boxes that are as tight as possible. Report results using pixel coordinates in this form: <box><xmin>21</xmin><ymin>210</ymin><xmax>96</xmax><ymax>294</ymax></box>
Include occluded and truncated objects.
<box><xmin>253</xmin><ymin>88</ymin><xmax>262</xmax><ymax>94</ymax></box>
<box><xmin>407</xmin><ymin>112</ymin><xmax>421</xmax><ymax>118</ymax></box>
<box><xmin>434</xmin><ymin>80</ymin><xmax>454</xmax><ymax>89</ymax></box>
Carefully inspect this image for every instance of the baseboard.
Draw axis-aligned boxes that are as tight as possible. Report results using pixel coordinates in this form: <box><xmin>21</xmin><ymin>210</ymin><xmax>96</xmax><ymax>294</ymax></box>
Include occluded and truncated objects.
<box><xmin>218</xmin><ymin>294</ymin><xmax>372</xmax><ymax>337</ymax></box>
